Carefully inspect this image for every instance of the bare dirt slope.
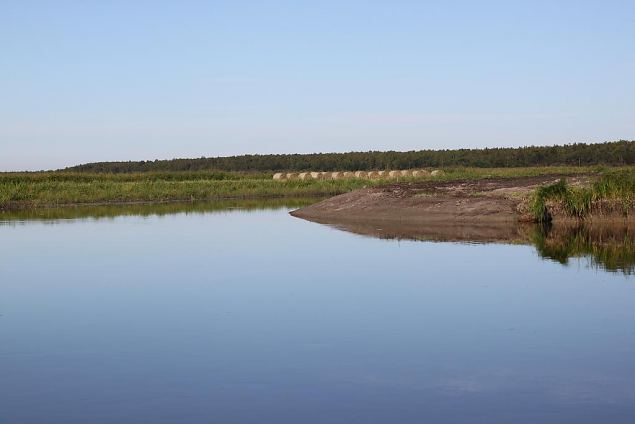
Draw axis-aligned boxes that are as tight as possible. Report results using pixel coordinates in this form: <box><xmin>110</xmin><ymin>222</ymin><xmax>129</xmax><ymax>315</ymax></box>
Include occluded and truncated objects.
<box><xmin>291</xmin><ymin>175</ymin><xmax>591</xmax><ymax>224</ymax></box>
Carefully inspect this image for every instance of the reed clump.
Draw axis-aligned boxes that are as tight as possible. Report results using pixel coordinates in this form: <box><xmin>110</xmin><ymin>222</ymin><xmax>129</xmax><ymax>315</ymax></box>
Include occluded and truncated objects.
<box><xmin>530</xmin><ymin>170</ymin><xmax>635</xmax><ymax>221</ymax></box>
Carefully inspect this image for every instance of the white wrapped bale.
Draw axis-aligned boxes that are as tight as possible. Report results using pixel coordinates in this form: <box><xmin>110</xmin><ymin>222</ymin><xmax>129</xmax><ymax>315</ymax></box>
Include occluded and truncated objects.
<box><xmin>273</xmin><ymin>173</ymin><xmax>286</xmax><ymax>180</ymax></box>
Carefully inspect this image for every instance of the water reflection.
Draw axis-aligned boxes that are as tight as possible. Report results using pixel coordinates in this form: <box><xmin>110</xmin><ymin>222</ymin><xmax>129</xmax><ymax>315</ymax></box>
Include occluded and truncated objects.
<box><xmin>2</xmin><ymin>200</ymin><xmax>633</xmax><ymax>275</ymax></box>
<box><xmin>534</xmin><ymin>223</ymin><xmax>635</xmax><ymax>275</ymax></box>
<box><xmin>292</xmin><ymin>214</ymin><xmax>635</xmax><ymax>275</ymax></box>
<box><xmin>2</xmin><ymin>201</ymin><xmax>634</xmax><ymax>423</ymax></box>
<box><xmin>0</xmin><ymin>198</ymin><xmax>320</xmax><ymax>224</ymax></box>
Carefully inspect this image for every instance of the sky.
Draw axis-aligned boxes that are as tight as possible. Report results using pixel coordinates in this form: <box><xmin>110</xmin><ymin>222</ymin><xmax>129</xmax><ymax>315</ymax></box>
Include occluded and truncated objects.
<box><xmin>1</xmin><ymin>1</ymin><xmax>634</xmax><ymax>171</ymax></box>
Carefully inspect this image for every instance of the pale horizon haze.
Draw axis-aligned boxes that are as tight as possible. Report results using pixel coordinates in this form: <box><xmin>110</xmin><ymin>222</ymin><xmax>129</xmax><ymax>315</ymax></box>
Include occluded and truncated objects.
<box><xmin>2</xmin><ymin>1</ymin><xmax>634</xmax><ymax>171</ymax></box>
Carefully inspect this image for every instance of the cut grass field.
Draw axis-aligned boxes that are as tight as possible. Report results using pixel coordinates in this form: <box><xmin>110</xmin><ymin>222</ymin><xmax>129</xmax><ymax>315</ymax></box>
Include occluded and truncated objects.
<box><xmin>0</xmin><ymin>165</ymin><xmax>631</xmax><ymax>210</ymax></box>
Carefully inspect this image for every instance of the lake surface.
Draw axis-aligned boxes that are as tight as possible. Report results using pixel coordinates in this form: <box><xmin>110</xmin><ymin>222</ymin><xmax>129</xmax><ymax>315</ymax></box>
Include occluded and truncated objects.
<box><xmin>1</xmin><ymin>201</ymin><xmax>634</xmax><ymax>423</ymax></box>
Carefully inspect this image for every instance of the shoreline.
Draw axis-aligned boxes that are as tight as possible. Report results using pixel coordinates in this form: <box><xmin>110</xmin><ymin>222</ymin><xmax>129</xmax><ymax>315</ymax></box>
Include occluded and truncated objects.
<box><xmin>291</xmin><ymin>175</ymin><xmax>635</xmax><ymax>225</ymax></box>
<box><xmin>0</xmin><ymin>193</ymin><xmax>328</xmax><ymax>212</ymax></box>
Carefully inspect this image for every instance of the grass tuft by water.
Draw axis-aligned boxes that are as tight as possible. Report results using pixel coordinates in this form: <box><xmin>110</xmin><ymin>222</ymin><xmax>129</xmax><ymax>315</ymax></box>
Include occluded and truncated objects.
<box><xmin>530</xmin><ymin>170</ymin><xmax>635</xmax><ymax>221</ymax></box>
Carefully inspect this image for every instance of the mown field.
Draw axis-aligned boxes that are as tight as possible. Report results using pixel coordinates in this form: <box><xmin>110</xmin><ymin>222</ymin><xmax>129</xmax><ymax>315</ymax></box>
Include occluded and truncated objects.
<box><xmin>0</xmin><ymin>165</ymin><xmax>631</xmax><ymax>210</ymax></box>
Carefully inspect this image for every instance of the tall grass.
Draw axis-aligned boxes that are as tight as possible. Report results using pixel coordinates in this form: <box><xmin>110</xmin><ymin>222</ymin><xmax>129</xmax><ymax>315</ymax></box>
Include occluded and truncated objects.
<box><xmin>0</xmin><ymin>177</ymin><xmax>370</xmax><ymax>209</ymax></box>
<box><xmin>530</xmin><ymin>170</ymin><xmax>635</xmax><ymax>221</ymax></box>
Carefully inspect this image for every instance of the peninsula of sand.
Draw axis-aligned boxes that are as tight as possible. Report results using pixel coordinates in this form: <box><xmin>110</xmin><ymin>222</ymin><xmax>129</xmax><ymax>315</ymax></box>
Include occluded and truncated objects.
<box><xmin>290</xmin><ymin>174</ymin><xmax>635</xmax><ymax>230</ymax></box>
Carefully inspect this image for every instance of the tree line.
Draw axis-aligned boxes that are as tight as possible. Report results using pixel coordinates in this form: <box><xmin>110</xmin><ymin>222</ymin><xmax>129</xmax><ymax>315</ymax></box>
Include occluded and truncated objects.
<box><xmin>65</xmin><ymin>140</ymin><xmax>635</xmax><ymax>173</ymax></box>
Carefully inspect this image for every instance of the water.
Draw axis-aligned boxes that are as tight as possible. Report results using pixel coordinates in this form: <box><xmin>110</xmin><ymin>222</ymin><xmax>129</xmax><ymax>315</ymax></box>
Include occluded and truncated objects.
<box><xmin>1</xmin><ymin>202</ymin><xmax>634</xmax><ymax>423</ymax></box>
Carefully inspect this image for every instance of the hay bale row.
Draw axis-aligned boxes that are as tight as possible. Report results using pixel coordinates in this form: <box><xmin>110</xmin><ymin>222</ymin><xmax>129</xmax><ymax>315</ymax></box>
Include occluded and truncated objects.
<box><xmin>273</xmin><ymin>169</ymin><xmax>444</xmax><ymax>180</ymax></box>
<box><xmin>272</xmin><ymin>173</ymin><xmax>286</xmax><ymax>180</ymax></box>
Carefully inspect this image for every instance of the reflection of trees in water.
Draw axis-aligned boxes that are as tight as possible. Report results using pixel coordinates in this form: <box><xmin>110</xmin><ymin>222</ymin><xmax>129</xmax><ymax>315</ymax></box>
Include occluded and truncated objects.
<box><xmin>532</xmin><ymin>223</ymin><xmax>635</xmax><ymax>275</ymax></box>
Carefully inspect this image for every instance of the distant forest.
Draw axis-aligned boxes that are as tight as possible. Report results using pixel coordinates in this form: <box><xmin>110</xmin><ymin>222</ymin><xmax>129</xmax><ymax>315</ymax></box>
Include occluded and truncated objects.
<box><xmin>66</xmin><ymin>140</ymin><xmax>635</xmax><ymax>173</ymax></box>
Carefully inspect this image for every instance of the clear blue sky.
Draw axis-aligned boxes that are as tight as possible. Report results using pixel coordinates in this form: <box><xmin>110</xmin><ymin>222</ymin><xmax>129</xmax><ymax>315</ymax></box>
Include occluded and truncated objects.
<box><xmin>2</xmin><ymin>0</ymin><xmax>634</xmax><ymax>171</ymax></box>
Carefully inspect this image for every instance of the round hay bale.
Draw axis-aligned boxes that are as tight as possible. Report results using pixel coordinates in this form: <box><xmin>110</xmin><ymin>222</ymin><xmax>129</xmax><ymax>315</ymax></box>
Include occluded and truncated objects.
<box><xmin>343</xmin><ymin>171</ymin><xmax>355</xmax><ymax>178</ymax></box>
<box><xmin>388</xmin><ymin>170</ymin><xmax>401</xmax><ymax>178</ymax></box>
<box><xmin>377</xmin><ymin>170</ymin><xmax>387</xmax><ymax>178</ymax></box>
<box><xmin>411</xmin><ymin>170</ymin><xmax>430</xmax><ymax>178</ymax></box>
<box><xmin>330</xmin><ymin>172</ymin><xmax>343</xmax><ymax>180</ymax></box>
<box><xmin>400</xmin><ymin>170</ymin><xmax>413</xmax><ymax>177</ymax></box>
<box><xmin>298</xmin><ymin>172</ymin><xmax>312</xmax><ymax>180</ymax></box>
<box><xmin>310</xmin><ymin>172</ymin><xmax>321</xmax><ymax>179</ymax></box>
<box><xmin>286</xmin><ymin>173</ymin><xmax>299</xmax><ymax>180</ymax></box>
<box><xmin>272</xmin><ymin>173</ymin><xmax>286</xmax><ymax>180</ymax></box>
<box><xmin>367</xmin><ymin>171</ymin><xmax>380</xmax><ymax>179</ymax></box>
<box><xmin>354</xmin><ymin>171</ymin><xmax>368</xmax><ymax>178</ymax></box>
<box><xmin>430</xmin><ymin>170</ymin><xmax>444</xmax><ymax>177</ymax></box>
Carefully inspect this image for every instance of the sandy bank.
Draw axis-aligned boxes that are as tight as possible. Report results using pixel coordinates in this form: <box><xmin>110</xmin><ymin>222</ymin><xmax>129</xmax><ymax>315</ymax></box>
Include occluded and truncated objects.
<box><xmin>291</xmin><ymin>175</ymin><xmax>579</xmax><ymax>223</ymax></box>
<box><xmin>290</xmin><ymin>174</ymin><xmax>635</xmax><ymax>228</ymax></box>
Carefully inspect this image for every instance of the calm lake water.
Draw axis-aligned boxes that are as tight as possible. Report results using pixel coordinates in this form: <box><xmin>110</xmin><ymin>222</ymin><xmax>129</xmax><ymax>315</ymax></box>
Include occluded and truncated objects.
<box><xmin>1</xmin><ymin>201</ymin><xmax>634</xmax><ymax>424</ymax></box>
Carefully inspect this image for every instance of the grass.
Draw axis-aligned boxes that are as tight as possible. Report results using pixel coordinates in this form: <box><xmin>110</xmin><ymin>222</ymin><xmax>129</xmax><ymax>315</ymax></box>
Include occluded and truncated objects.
<box><xmin>1</xmin><ymin>165</ymin><xmax>632</xmax><ymax>210</ymax></box>
<box><xmin>412</xmin><ymin>165</ymin><xmax>605</xmax><ymax>180</ymax></box>
<box><xmin>0</xmin><ymin>176</ymin><xmax>369</xmax><ymax>209</ymax></box>
<box><xmin>529</xmin><ymin>169</ymin><xmax>635</xmax><ymax>221</ymax></box>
